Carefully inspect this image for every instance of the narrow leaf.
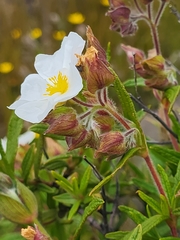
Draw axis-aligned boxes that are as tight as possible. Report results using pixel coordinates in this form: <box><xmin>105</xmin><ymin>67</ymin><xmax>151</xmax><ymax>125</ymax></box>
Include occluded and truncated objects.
<box><xmin>160</xmin><ymin>194</ymin><xmax>170</xmax><ymax>217</ymax></box>
<box><xmin>157</xmin><ymin>165</ymin><xmax>172</xmax><ymax>204</ymax></box>
<box><xmin>162</xmin><ymin>86</ymin><xmax>180</xmax><ymax>113</ymax></box>
<box><xmin>137</xmin><ymin>191</ymin><xmax>161</xmax><ymax>214</ymax></box>
<box><xmin>68</xmin><ymin>200</ymin><xmax>81</xmax><ymax>220</ymax></box>
<box><xmin>105</xmin><ymin>231</ymin><xmax>129</xmax><ymax>239</ymax></box>
<box><xmin>127</xmin><ymin>224</ymin><xmax>142</xmax><ymax>240</ymax></box>
<box><xmin>169</xmin><ymin>113</ymin><xmax>180</xmax><ymax>142</ymax></box>
<box><xmin>43</xmin><ymin>155</ymin><xmax>68</xmax><ymax>170</ymax></box>
<box><xmin>73</xmin><ymin>198</ymin><xmax>104</xmax><ymax>239</ymax></box>
<box><xmin>53</xmin><ymin>193</ymin><xmax>76</xmax><ymax>206</ymax></box>
<box><xmin>80</xmin><ymin>166</ymin><xmax>92</xmax><ymax>193</ymax></box>
<box><xmin>34</xmin><ymin>135</ymin><xmax>44</xmax><ymax>178</ymax></box>
<box><xmin>119</xmin><ymin>205</ymin><xmax>147</xmax><ymax>224</ymax></box>
<box><xmin>21</xmin><ymin>144</ymin><xmax>35</xmax><ymax>182</ymax></box>
<box><xmin>89</xmin><ymin>148</ymin><xmax>139</xmax><ymax>196</ymax></box>
<box><xmin>123</xmin><ymin>78</ymin><xmax>145</xmax><ymax>87</ymax></box>
<box><xmin>160</xmin><ymin>238</ymin><xmax>180</xmax><ymax>240</ymax></box>
<box><xmin>114</xmin><ymin>76</ymin><xmax>146</xmax><ymax>147</ymax></box>
<box><xmin>6</xmin><ymin>112</ymin><xmax>23</xmax><ymax>168</ymax></box>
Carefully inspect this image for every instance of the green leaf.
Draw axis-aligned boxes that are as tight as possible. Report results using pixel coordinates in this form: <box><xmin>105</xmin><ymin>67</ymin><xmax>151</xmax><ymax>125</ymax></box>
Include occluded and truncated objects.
<box><xmin>34</xmin><ymin>135</ymin><xmax>44</xmax><ymax>178</ymax></box>
<box><xmin>149</xmin><ymin>145</ymin><xmax>180</xmax><ymax>166</ymax></box>
<box><xmin>157</xmin><ymin>165</ymin><xmax>172</xmax><ymax>204</ymax></box>
<box><xmin>119</xmin><ymin>205</ymin><xmax>147</xmax><ymax>224</ymax></box>
<box><xmin>37</xmin><ymin>183</ymin><xmax>57</xmax><ymax>194</ymax></box>
<box><xmin>162</xmin><ymin>86</ymin><xmax>180</xmax><ymax>113</ymax></box>
<box><xmin>173</xmin><ymin>207</ymin><xmax>180</xmax><ymax>216</ymax></box>
<box><xmin>123</xmin><ymin>78</ymin><xmax>146</xmax><ymax>87</ymax></box>
<box><xmin>72</xmin><ymin>176</ymin><xmax>79</xmax><ymax>195</ymax></box>
<box><xmin>137</xmin><ymin>191</ymin><xmax>161</xmax><ymax>214</ymax></box>
<box><xmin>122</xmin><ymin>215</ymin><xmax>167</xmax><ymax>240</ymax></box>
<box><xmin>169</xmin><ymin>113</ymin><xmax>180</xmax><ymax>142</ymax></box>
<box><xmin>160</xmin><ymin>238</ymin><xmax>180</xmax><ymax>240</ymax></box>
<box><xmin>21</xmin><ymin>144</ymin><xmax>35</xmax><ymax>182</ymax></box>
<box><xmin>43</xmin><ymin>155</ymin><xmax>68</xmax><ymax>170</ymax></box>
<box><xmin>6</xmin><ymin>112</ymin><xmax>23</xmax><ymax>168</ymax></box>
<box><xmin>68</xmin><ymin>200</ymin><xmax>81</xmax><ymax>220</ymax></box>
<box><xmin>132</xmin><ymin>178</ymin><xmax>157</xmax><ymax>194</ymax></box>
<box><xmin>105</xmin><ymin>231</ymin><xmax>129</xmax><ymax>239</ymax></box>
<box><xmin>114</xmin><ymin>75</ymin><xmax>146</xmax><ymax>148</ymax></box>
<box><xmin>89</xmin><ymin>147</ymin><xmax>140</xmax><ymax>196</ymax></box>
<box><xmin>73</xmin><ymin>198</ymin><xmax>104</xmax><ymax>239</ymax></box>
<box><xmin>127</xmin><ymin>224</ymin><xmax>142</xmax><ymax>240</ymax></box>
<box><xmin>80</xmin><ymin>166</ymin><xmax>92</xmax><ymax>194</ymax></box>
<box><xmin>53</xmin><ymin>193</ymin><xmax>76</xmax><ymax>206</ymax></box>
<box><xmin>160</xmin><ymin>194</ymin><xmax>170</xmax><ymax>217</ymax></box>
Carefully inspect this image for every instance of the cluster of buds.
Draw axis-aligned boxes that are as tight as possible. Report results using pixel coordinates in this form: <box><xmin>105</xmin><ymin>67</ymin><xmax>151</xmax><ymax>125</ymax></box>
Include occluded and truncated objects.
<box><xmin>106</xmin><ymin>0</ymin><xmax>138</xmax><ymax>36</ymax></box>
<box><xmin>43</xmin><ymin>27</ymin><xmax>139</xmax><ymax>158</ymax></box>
<box><xmin>121</xmin><ymin>44</ymin><xmax>178</xmax><ymax>90</ymax></box>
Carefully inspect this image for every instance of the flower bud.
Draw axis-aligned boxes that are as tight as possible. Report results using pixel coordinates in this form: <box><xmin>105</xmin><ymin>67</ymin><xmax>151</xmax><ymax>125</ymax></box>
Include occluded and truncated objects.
<box><xmin>106</xmin><ymin>4</ymin><xmax>138</xmax><ymax>36</ymax></box>
<box><xmin>0</xmin><ymin>173</ymin><xmax>38</xmax><ymax>224</ymax></box>
<box><xmin>21</xmin><ymin>225</ymin><xmax>49</xmax><ymax>240</ymax></box>
<box><xmin>66</xmin><ymin>129</ymin><xmax>92</xmax><ymax>150</ymax></box>
<box><xmin>96</xmin><ymin>128</ymin><xmax>138</xmax><ymax>157</ymax></box>
<box><xmin>43</xmin><ymin>107</ymin><xmax>83</xmax><ymax>136</ymax></box>
<box><xmin>121</xmin><ymin>44</ymin><xmax>145</xmax><ymax>65</ymax></box>
<box><xmin>77</xmin><ymin>46</ymin><xmax>115</xmax><ymax>93</ymax></box>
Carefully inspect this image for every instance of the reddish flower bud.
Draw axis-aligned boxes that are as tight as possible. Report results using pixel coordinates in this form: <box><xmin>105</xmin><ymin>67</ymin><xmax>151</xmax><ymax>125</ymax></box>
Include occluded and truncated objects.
<box><xmin>121</xmin><ymin>44</ymin><xmax>145</xmax><ymax>65</ymax></box>
<box><xmin>95</xmin><ymin>128</ymin><xmax>138</xmax><ymax>157</ymax></box>
<box><xmin>106</xmin><ymin>4</ymin><xmax>138</xmax><ymax>36</ymax></box>
<box><xmin>43</xmin><ymin>107</ymin><xmax>83</xmax><ymax>136</ymax></box>
<box><xmin>77</xmin><ymin>46</ymin><xmax>115</xmax><ymax>93</ymax></box>
<box><xmin>86</xmin><ymin>26</ymin><xmax>107</xmax><ymax>64</ymax></box>
<box><xmin>66</xmin><ymin>129</ymin><xmax>92</xmax><ymax>150</ymax></box>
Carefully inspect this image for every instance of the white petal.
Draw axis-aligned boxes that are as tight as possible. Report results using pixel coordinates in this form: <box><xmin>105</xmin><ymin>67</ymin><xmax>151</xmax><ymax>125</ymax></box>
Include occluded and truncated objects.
<box><xmin>14</xmin><ymin>99</ymin><xmax>54</xmax><ymax>123</ymax></box>
<box><xmin>20</xmin><ymin>74</ymin><xmax>47</xmax><ymax>100</ymax></box>
<box><xmin>18</xmin><ymin>131</ymin><xmax>35</xmax><ymax>145</ymax></box>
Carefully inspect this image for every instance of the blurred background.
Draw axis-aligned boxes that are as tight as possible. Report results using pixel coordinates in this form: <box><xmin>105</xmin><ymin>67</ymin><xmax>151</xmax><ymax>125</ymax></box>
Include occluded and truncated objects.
<box><xmin>0</xmin><ymin>0</ymin><xmax>180</xmax><ymax>137</ymax></box>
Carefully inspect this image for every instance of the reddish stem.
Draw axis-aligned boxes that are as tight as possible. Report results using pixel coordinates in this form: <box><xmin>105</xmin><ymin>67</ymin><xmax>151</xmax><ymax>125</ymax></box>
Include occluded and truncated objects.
<box><xmin>72</xmin><ymin>97</ymin><xmax>94</xmax><ymax>108</ymax></box>
<box><xmin>144</xmin><ymin>153</ymin><xmax>165</xmax><ymax>196</ymax></box>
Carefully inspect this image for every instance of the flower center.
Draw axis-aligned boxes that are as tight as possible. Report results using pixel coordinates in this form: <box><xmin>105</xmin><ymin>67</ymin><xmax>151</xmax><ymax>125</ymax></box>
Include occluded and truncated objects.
<box><xmin>45</xmin><ymin>72</ymin><xmax>69</xmax><ymax>96</ymax></box>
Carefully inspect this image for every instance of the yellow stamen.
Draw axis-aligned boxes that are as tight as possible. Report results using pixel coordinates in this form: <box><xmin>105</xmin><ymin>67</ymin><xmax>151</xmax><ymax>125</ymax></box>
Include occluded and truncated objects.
<box><xmin>45</xmin><ymin>72</ymin><xmax>69</xmax><ymax>96</ymax></box>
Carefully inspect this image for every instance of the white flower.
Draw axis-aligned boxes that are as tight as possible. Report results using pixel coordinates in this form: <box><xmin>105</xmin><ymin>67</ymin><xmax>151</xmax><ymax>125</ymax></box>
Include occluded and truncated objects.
<box><xmin>8</xmin><ymin>32</ymin><xmax>85</xmax><ymax>123</ymax></box>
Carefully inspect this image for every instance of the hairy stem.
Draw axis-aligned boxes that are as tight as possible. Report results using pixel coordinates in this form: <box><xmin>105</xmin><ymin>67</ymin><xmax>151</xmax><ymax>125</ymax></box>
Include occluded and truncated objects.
<box><xmin>155</xmin><ymin>1</ymin><xmax>166</xmax><ymax>25</ymax></box>
<box><xmin>72</xmin><ymin>97</ymin><xmax>94</xmax><ymax>108</ymax></box>
<box><xmin>134</xmin><ymin>0</ymin><xmax>143</xmax><ymax>13</ymax></box>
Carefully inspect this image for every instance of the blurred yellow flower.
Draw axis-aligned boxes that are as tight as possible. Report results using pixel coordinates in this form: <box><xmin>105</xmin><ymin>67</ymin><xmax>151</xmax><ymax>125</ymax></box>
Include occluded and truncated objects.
<box><xmin>11</xmin><ymin>28</ymin><xmax>22</xmax><ymax>39</ymax></box>
<box><xmin>100</xmin><ymin>0</ymin><xmax>109</xmax><ymax>6</ymax></box>
<box><xmin>53</xmin><ymin>30</ymin><xmax>66</xmax><ymax>40</ymax></box>
<box><xmin>30</xmin><ymin>28</ymin><xmax>42</xmax><ymax>39</ymax></box>
<box><xmin>68</xmin><ymin>12</ymin><xmax>85</xmax><ymax>24</ymax></box>
<box><xmin>0</xmin><ymin>62</ymin><xmax>14</xmax><ymax>74</ymax></box>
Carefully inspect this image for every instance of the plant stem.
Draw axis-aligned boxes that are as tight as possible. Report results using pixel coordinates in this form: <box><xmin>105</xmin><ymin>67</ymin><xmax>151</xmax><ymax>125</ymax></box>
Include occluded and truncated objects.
<box><xmin>134</xmin><ymin>0</ymin><xmax>143</xmax><ymax>13</ymax></box>
<box><xmin>105</xmin><ymin>104</ymin><xmax>131</xmax><ymax>130</ymax></box>
<box><xmin>147</xmin><ymin>3</ymin><xmax>152</xmax><ymax>20</ymax></box>
<box><xmin>155</xmin><ymin>1</ymin><xmax>166</xmax><ymax>25</ymax></box>
<box><xmin>143</xmin><ymin>153</ymin><xmax>165</xmax><ymax>196</ymax></box>
<box><xmin>83</xmin><ymin>156</ymin><xmax>109</xmax><ymax>234</ymax></box>
<box><xmin>149</xmin><ymin>22</ymin><xmax>161</xmax><ymax>55</ymax></box>
<box><xmin>130</xmin><ymin>94</ymin><xmax>178</xmax><ymax>140</ymax></box>
<box><xmin>72</xmin><ymin>97</ymin><xmax>94</xmax><ymax>108</ymax></box>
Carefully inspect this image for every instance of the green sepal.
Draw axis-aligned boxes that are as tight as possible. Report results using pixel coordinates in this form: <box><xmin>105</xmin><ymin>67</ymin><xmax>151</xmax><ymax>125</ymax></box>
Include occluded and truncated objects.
<box><xmin>6</xmin><ymin>112</ymin><xmax>23</xmax><ymax>169</ymax></box>
<box><xmin>89</xmin><ymin>147</ymin><xmax>140</xmax><ymax>196</ymax></box>
<box><xmin>29</xmin><ymin>123</ymin><xmax>65</xmax><ymax>140</ymax></box>
<box><xmin>73</xmin><ymin>198</ymin><xmax>104</xmax><ymax>239</ymax></box>
<box><xmin>21</xmin><ymin>144</ymin><xmax>35</xmax><ymax>182</ymax></box>
<box><xmin>137</xmin><ymin>190</ymin><xmax>161</xmax><ymax>214</ymax></box>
